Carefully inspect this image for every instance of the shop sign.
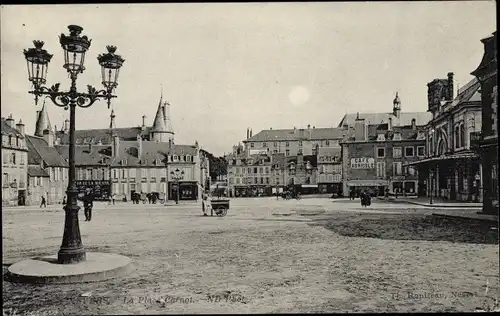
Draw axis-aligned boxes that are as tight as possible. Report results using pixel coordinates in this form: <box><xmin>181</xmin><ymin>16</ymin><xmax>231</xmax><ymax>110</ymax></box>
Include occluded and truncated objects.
<box><xmin>350</xmin><ymin>157</ymin><xmax>375</xmax><ymax>169</ymax></box>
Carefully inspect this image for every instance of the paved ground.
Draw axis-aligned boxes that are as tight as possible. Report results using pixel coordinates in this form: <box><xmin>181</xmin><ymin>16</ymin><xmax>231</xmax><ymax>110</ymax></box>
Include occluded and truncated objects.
<box><xmin>2</xmin><ymin>197</ymin><xmax>499</xmax><ymax>314</ymax></box>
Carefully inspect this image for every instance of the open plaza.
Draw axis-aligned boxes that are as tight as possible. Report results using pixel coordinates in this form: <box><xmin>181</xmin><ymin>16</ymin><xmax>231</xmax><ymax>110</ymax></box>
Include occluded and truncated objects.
<box><xmin>2</xmin><ymin>198</ymin><xmax>499</xmax><ymax>314</ymax></box>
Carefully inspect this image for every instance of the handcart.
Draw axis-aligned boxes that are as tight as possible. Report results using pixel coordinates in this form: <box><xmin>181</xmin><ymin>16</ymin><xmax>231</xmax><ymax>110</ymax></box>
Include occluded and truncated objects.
<box><xmin>210</xmin><ymin>198</ymin><xmax>230</xmax><ymax>217</ymax></box>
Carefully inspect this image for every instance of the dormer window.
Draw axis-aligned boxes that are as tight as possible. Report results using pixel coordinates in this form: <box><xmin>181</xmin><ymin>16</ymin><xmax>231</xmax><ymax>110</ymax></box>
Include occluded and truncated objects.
<box><xmin>186</xmin><ymin>155</ymin><xmax>191</xmax><ymax>162</ymax></box>
<box><xmin>122</xmin><ymin>159</ymin><xmax>127</xmax><ymax>165</ymax></box>
<box><xmin>173</xmin><ymin>155</ymin><xmax>178</xmax><ymax>162</ymax></box>
<box><xmin>143</xmin><ymin>159</ymin><xmax>148</xmax><ymax>165</ymax></box>
<box><xmin>155</xmin><ymin>159</ymin><xmax>160</xmax><ymax>165</ymax></box>
<box><xmin>377</xmin><ymin>133</ymin><xmax>386</xmax><ymax>141</ymax></box>
<box><xmin>393</xmin><ymin>133</ymin><xmax>402</xmax><ymax>141</ymax></box>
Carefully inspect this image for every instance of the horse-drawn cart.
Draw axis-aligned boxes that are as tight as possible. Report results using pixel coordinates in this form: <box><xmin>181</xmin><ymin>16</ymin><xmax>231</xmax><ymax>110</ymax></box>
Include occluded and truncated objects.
<box><xmin>210</xmin><ymin>198</ymin><xmax>230</xmax><ymax>217</ymax></box>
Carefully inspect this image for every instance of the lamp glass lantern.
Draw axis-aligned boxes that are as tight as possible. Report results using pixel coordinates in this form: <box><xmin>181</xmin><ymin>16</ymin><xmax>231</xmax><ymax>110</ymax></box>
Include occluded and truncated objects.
<box><xmin>23</xmin><ymin>40</ymin><xmax>53</xmax><ymax>87</ymax></box>
<box><xmin>98</xmin><ymin>45</ymin><xmax>125</xmax><ymax>92</ymax></box>
<box><xmin>59</xmin><ymin>25</ymin><xmax>92</xmax><ymax>76</ymax></box>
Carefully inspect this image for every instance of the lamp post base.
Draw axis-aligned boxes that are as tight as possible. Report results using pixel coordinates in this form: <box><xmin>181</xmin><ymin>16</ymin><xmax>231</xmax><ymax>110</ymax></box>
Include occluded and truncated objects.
<box><xmin>58</xmin><ymin>248</ymin><xmax>86</xmax><ymax>264</ymax></box>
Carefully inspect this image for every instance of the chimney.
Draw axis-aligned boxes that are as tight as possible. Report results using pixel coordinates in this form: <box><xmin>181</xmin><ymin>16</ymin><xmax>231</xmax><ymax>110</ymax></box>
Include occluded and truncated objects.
<box><xmin>64</xmin><ymin>119</ymin><xmax>69</xmax><ymax>133</ymax></box>
<box><xmin>447</xmin><ymin>72</ymin><xmax>454</xmax><ymax>100</ymax></box>
<box><xmin>354</xmin><ymin>118</ymin><xmax>366</xmax><ymax>141</ymax></box>
<box><xmin>168</xmin><ymin>138</ymin><xmax>173</xmax><ymax>151</ymax></box>
<box><xmin>112</xmin><ymin>135</ymin><xmax>120</xmax><ymax>157</ymax></box>
<box><xmin>137</xmin><ymin>134</ymin><xmax>142</xmax><ymax>158</ymax></box>
<box><xmin>250</xmin><ymin>129</ymin><xmax>252</xmax><ymax>137</ymax></box>
<box><xmin>388</xmin><ymin>117</ymin><xmax>393</xmax><ymax>131</ymax></box>
<box><xmin>411</xmin><ymin>118</ymin><xmax>416</xmax><ymax>130</ymax></box>
<box><xmin>246</xmin><ymin>128</ymin><xmax>249</xmax><ymax>139</ymax></box>
<box><xmin>15</xmin><ymin>119</ymin><xmax>25</xmax><ymax>136</ymax></box>
<box><xmin>6</xmin><ymin>114</ymin><xmax>14</xmax><ymax>128</ymax></box>
<box><xmin>142</xmin><ymin>115</ymin><xmax>146</xmax><ymax>127</ymax></box>
<box><xmin>43</xmin><ymin>129</ymin><xmax>53</xmax><ymax>146</ymax></box>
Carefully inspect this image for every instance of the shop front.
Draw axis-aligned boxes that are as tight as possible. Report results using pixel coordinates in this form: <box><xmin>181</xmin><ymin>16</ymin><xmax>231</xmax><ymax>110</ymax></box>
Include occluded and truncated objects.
<box><xmin>318</xmin><ymin>183</ymin><xmax>342</xmax><ymax>195</ymax></box>
<box><xmin>408</xmin><ymin>152</ymin><xmax>481</xmax><ymax>202</ymax></box>
<box><xmin>346</xmin><ymin>180</ymin><xmax>389</xmax><ymax>197</ymax></box>
<box><xmin>168</xmin><ymin>181</ymin><xmax>198</xmax><ymax>201</ymax></box>
<box><xmin>75</xmin><ymin>180</ymin><xmax>111</xmax><ymax>201</ymax></box>
<box><xmin>234</xmin><ymin>185</ymin><xmax>272</xmax><ymax>197</ymax></box>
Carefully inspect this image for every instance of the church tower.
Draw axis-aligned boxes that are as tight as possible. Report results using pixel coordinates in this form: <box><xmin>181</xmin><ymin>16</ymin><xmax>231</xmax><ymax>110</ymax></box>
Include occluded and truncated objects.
<box><xmin>150</xmin><ymin>92</ymin><xmax>174</xmax><ymax>142</ymax></box>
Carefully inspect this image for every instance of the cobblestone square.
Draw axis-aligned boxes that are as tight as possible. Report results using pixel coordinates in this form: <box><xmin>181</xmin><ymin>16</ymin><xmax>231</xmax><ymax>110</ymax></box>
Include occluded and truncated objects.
<box><xmin>3</xmin><ymin>198</ymin><xmax>498</xmax><ymax>314</ymax></box>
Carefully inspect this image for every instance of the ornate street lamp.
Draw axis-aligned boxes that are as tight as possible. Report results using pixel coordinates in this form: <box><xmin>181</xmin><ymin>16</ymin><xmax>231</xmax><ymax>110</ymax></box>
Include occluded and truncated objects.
<box><xmin>23</xmin><ymin>25</ymin><xmax>124</xmax><ymax>264</ymax></box>
<box><xmin>170</xmin><ymin>168</ymin><xmax>185</xmax><ymax>204</ymax></box>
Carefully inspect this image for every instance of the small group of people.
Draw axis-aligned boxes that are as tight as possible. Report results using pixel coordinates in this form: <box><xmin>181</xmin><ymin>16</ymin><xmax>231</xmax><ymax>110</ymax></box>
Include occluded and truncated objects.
<box><xmin>349</xmin><ymin>187</ymin><xmax>372</xmax><ymax>207</ymax></box>
<box><xmin>131</xmin><ymin>192</ymin><xmax>161</xmax><ymax>204</ymax></box>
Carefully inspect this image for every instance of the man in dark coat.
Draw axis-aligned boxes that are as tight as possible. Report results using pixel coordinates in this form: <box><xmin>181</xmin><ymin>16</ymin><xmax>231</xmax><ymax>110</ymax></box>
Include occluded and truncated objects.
<box><xmin>83</xmin><ymin>190</ymin><xmax>94</xmax><ymax>221</ymax></box>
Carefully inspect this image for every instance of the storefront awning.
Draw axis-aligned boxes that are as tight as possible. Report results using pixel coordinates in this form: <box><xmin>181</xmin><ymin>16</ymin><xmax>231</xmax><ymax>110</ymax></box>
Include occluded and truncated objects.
<box><xmin>404</xmin><ymin>152</ymin><xmax>480</xmax><ymax>167</ymax></box>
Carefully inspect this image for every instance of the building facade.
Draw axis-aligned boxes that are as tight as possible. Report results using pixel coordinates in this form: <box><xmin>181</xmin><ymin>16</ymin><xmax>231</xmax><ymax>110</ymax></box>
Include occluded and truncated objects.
<box><xmin>317</xmin><ymin>147</ymin><xmax>342</xmax><ymax>195</ymax></box>
<box><xmin>341</xmin><ymin>94</ymin><xmax>429</xmax><ymax>197</ymax></box>
<box><xmin>407</xmin><ymin>74</ymin><xmax>483</xmax><ymax>202</ymax></box>
<box><xmin>226</xmin><ymin>144</ymin><xmax>273</xmax><ymax>197</ymax></box>
<box><xmin>243</xmin><ymin>126</ymin><xmax>343</xmax><ymax>157</ymax></box>
<box><xmin>26</xmin><ymin>135</ymin><xmax>68</xmax><ymax>206</ymax></box>
<box><xmin>1</xmin><ymin>115</ymin><xmax>29</xmax><ymax>206</ymax></box>
<box><xmin>472</xmin><ymin>31</ymin><xmax>498</xmax><ymax>215</ymax></box>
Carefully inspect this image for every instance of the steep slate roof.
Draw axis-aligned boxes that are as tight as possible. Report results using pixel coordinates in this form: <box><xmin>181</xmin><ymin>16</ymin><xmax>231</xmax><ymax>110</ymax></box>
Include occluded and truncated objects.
<box><xmin>245</xmin><ymin>127</ymin><xmax>344</xmax><ymax>142</ymax></box>
<box><xmin>1</xmin><ymin>117</ymin><xmax>24</xmax><ymax>137</ymax></box>
<box><xmin>450</xmin><ymin>77</ymin><xmax>482</xmax><ymax>107</ymax></box>
<box><xmin>55</xmin><ymin>145</ymin><xmax>112</xmax><ymax>166</ymax></box>
<box><xmin>56</xmin><ymin>127</ymin><xmax>152</xmax><ymax>145</ymax></box>
<box><xmin>364</xmin><ymin>124</ymin><xmax>426</xmax><ymax>141</ymax></box>
<box><xmin>28</xmin><ymin>165</ymin><xmax>50</xmax><ymax>177</ymax></box>
<box><xmin>110</xmin><ymin>141</ymin><xmax>198</xmax><ymax>167</ymax></box>
<box><xmin>338</xmin><ymin>112</ymin><xmax>432</xmax><ymax>128</ymax></box>
<box><xmin>26</xmin><ymin>135</ymin><xmax>68</xmax><ymax>167</ymax></box>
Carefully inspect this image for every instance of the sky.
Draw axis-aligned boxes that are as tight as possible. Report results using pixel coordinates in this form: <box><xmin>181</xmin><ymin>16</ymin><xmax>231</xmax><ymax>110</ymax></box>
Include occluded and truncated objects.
<box><xmin>1</xmin><ymin>2</ymin><xmax>496</xmax><ymax>156</ymax></box>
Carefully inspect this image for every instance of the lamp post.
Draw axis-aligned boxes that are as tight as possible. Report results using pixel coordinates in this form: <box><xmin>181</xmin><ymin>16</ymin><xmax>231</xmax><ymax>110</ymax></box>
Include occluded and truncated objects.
<box><xmin>23</xmin><ymin>25</ymin><xmax>124</xmax><ymax>264</ymax></box>
<box><xmin>170</xmin><ymin>168</ymin><xmax>185</xmax><ymax>204</ymax></box>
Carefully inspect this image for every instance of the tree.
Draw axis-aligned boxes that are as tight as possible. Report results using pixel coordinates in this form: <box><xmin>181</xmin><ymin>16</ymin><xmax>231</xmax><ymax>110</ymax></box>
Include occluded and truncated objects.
<box><xmin>200</xmin><ymin>149</ymin><xmax>228</xmax><ymax>181</ymax></box>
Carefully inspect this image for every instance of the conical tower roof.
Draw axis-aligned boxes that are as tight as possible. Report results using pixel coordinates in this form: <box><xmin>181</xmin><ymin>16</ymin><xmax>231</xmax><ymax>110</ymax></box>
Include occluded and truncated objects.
<box><xmin>35</xmin><ymin>101</ymin><xmax>52</xmax><ymax>137</ymax></box>
<box><xmin>164</xmin><ymin>101</ymin><xmax>174</xmax><ymax>134</ymax></box>
<box><xmin>152</xmin><ymin>97</ymin><xmax>166</xmax><ymax>132</ymax></box>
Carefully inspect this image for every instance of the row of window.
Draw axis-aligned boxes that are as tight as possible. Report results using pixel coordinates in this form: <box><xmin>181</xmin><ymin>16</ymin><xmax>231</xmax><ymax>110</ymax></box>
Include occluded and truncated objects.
<box><xmin>318</xmin><ymin>165</ymin><xmax>342</xmax><ymax>173</ymax></box>
<box><xmin>250</xmin><ymin>140</ymin><xmax>338</xmax><ymax>149</ymax></box>
<box><xmin>229</xmin><ymin>177</ymin><xmax>270</xmax><ymax>185</ymax></box>
<box><xmin>230</xmin><ymin>166</ymin><xmax>271</xmax><ymax>175</ymax></box>
<box><xmin>376</xmin><ymin>146</ymin><xmax>425</xmax><ymax>158</ymax></box>
<box><xmin>318</xmin><ymin>174</ymin><xmax>342</xmax><ymax>183</ymax></box>
<box><xmin>374</xmin><ymin>161</ymin><xmax>416</xmax><ymax>177</ymax></box>
<box><xmin>112</xmin><ymin>182</ymin><xmax>168</xmax><ymax>195</ymax></box>
<box><xmin>2</xmin><ymin>152</ymin><xmax>26</xmax><ymax>166</ymax></box>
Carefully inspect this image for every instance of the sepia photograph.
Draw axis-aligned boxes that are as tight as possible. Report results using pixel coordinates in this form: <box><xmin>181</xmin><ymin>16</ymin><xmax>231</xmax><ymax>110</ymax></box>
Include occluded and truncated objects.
<box><xmin>1</xmin><ymin>2</ymin><xmax>498</xmax><ymax>314</ymax></box>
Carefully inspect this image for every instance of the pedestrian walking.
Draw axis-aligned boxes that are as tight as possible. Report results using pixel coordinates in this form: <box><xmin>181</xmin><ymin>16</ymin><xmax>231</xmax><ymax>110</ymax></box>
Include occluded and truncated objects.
<box><xmin>112</xmin><ymin>193</ymin><xmax>116</xmax><ymax>205</ymax></box>
<box><xmin>62</xmin><ymin>195</ymin><xmax>67</xmax><ymax>205</ymax></box>
<box><xmin>40</xmin><ymin>195</ymin><xmax>47</xmax><ymax>208</ymax></box>
<box><xmin>202</xmin><ymin>192</ymin><xmax>208</xmax><ymax>216</ymax></box>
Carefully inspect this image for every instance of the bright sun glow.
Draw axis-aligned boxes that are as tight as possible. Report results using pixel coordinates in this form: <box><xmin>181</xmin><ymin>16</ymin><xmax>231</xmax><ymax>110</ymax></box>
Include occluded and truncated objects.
<box><xmin>288</xmin><ymin>86</ymin><xmax>310</xmax><ymax>106</ymax></box>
